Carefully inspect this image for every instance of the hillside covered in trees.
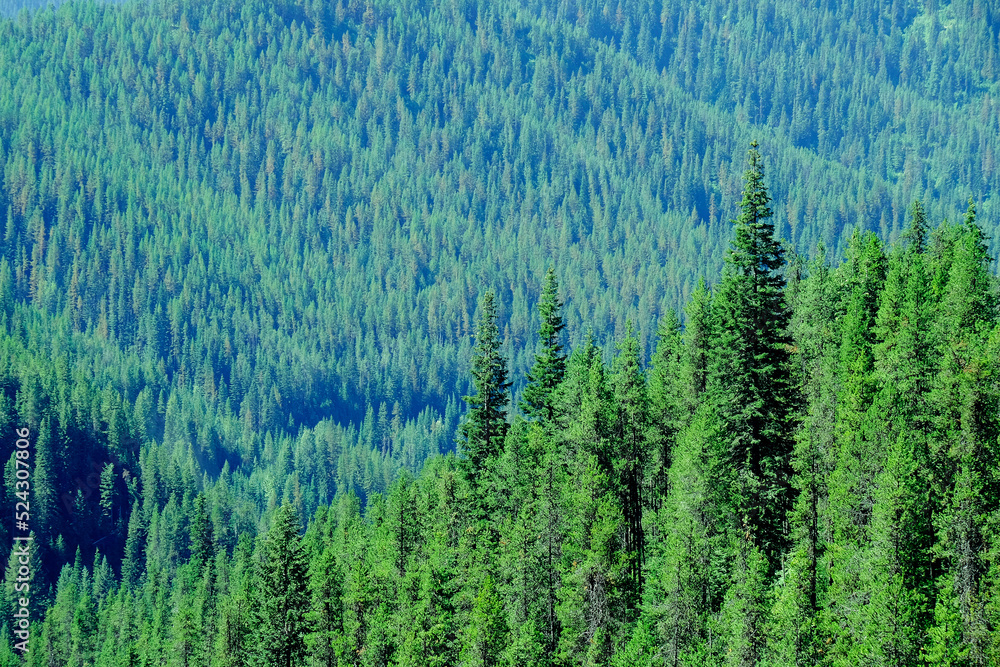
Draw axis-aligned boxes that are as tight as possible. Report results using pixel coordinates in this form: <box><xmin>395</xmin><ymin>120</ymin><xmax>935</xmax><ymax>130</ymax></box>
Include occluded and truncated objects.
<box><xmin>3</xmin><ymin>142</ymin><xmax>997</xmax><ymax>666</ymax></box>
<box><xmin>0</xmin><ymin>0</ymin><xmax>999</xmax><ymax>663</ymax></box>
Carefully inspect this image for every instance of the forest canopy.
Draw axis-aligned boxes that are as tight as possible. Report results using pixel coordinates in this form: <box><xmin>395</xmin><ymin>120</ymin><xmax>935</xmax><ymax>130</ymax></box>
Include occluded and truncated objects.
<box><xmin>0</xmin><ymin>0</ymin><xmax>998</xmax><ymax>663</ymax></box>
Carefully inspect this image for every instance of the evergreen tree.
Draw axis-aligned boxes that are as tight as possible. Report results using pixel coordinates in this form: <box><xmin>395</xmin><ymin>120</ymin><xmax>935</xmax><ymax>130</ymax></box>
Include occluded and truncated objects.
<box><xmin>521</xmin><ymin>268</ymin><xmax>567</xmax><ymax>423</ymax></box>
<box><xmin>772</xmin><ymin>247</ymin><xmax>839</xmax><ymax>665</ymax></box>
<box><xmin>121</xmin><ymin>501</ymin><xmax>146</xmax><ymax>589</ymax></box>
<box><xmin>610</xmin><ymin>321</ymin><xmax>651</xmax><ymax>609</ymax></box>
<box><xmin>258</xmin><ymin>504</ymin><xmax>310</xmax><ymax>667</ymax></box>
<box><xmin>306</xmin><ymin>545</ymin><xmax>345</xmax><ymax>667</ymax></box>
<box><xmin>647</xmin><ymin>309</ymin><xmax>686</xmax><ymax>505</ymax></box>
<box><xmin>189</xmin><ymin>493</ymin><xmax>214</xmax><ymax>572</ymax></box>
<box><xmin>644</xmin><ymin>407</ymin><xmax>722</xmax><ymax>666</ymax></box>
<box><xmin>722</xmin><ymin>539</ymin><xmax>770</xmax><ymax>667</ymax></box>
<box><xmin>99</xmin><ymin>462</ymin><xmax>115</xmax><ymax>533</ymax></box>
<box><xmin>682</xmin><ymin>278</ymin><xmax>713</xmax><ymax>404</ymax></box>
<box><xmin>215</xmin><ymin>536</ymin><xmax>256</xmax><ymax>667</ymax></box>
<box><xmin>927</xmin><ymin>199</ymin><xmax>999</xmax><ymax>666</ymax></box>
<box><xmin>459</xmin><ymin>290</ymin><xmax>511</xmax><ymax>484</ymax></box>
<box><xmin>709</xmin><ymin>141</ymin><xmax>796</xmax><ymax>567</ymax></box>
<box><xmin>461</xmin><ymin>574</ymin><xmax>507</xmax><ymax>667</ymax></box>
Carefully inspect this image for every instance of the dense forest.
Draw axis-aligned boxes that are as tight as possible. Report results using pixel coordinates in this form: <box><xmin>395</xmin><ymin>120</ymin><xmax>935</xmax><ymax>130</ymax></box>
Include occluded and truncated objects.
<box><xmin>0</xmin><ymin>0</ymin><xmax>999</xmax><ymax>663</ymax></box>
<box><xmin>3</xmin><ymin>142</ymin><xmax>996</xmax><ymax>666</ymax></box>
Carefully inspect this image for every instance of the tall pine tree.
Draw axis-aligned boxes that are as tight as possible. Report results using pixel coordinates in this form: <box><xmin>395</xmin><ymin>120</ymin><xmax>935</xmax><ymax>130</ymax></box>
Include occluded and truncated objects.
<box><xmin>708</xmin><ymin>141</ymin><xmax>796</xmax><ymax>567</ymax></box>
<box><xmin>258</xmin><ymin>503</ymin><xmax>310</xmax><ymax>667</ymax></box>
<box><xmin>521</xmin><ymin>268</ymin><xmax>567</xmax><ymax>423</ymax></box>
<box><xmin>459</xmin><ymin>290</ymin><xmax>511</xmax><ymax>484</ymax></box>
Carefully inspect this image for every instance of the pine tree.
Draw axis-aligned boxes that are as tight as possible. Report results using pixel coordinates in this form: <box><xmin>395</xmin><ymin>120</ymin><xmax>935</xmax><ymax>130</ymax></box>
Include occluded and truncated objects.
<box><xmin>610</xmin><ymin>321</ymin><xmax>651</xmax><ymax>609</ymax></box>
<box><xmin>928</xmin><ymin>199</ymin><xmax>999</xmax><ymax>665</ymax></box>
<box><xmin>610</xmin><ymin>617</ymin><xmax>657</xmax><ymax>667</ymax></box>
<box><xmin>258</xmin><ymin>503</ymin><xmax>310</xmax><ymax>667</ymax></box>
<box><xmin>121</xmin><ymin>501</ymin><xmax>146</xmax><ymax>589</ymax></box>
<box><xmin>722</xmin><ymin>539</ymin><xmax>770</xmax><ymax>667</ymax></box>
<box><xmin>459</xmin><ymin>290</ymin><xmax>511</xmax><ymax>484</ymax></box>
<box><xmin>306</xmin><ymin>546</ymin><xmax>345</xmax><ymax>667</ymax></box>
<box><xmin>644</xmin><ymin>407</ymin><xmax>722</xmax><ymax>665</ymax></box>
<box><xmin>709</xmin><ymin>142</ymin><xmax>796</xmax><ymax>567</ymax></box>
<box><xmin>70</xmin><ymin>589</ymin><xmax>98</xmax><ymax>667</ymax></box>
<box><xmin>850</xmin><ymin>432</ymin><xmax>933</xmax><ymax>666</ymax></box>
<box><xmin>215</xmin><ymin>536</ymin><xmax>256</xmax><ymax>667</ymax></box>
<box><xmin>824</xmin><ymin>231</ymin><xmax>887</xmax><ymax>655</ymax></box>
<box><xmin>402</xmin><ymin>550</ymin><xmax>458</xmax><ymax>667</ymax></box>
<box><xmin>462</xmin><ymin>575</ymin><xmax>507</xmax><ymax>667</ymax></box>
<box><xmin>647</xmin><ymin>309</ymin><xmax>686</xmax><ymax>505</ymax></box>
<box><xmin>99</xmin><ymin>462</ymin><xmax>115</xmax><ymax>533</ymax></box>
<box><xmin>772</xmin><ymin>247</ymin><xmax>839</xmax><ymax>665</ymax></box>
<box><xmin>682</xmin><ymin>278</ymin><xmax>713</xmax><ymax>403</ymax></box>
<box><xmin>533</xmin><ymin>423</ymin><xmax>563</xmax><ymax>660</ymax></box>
<box><xmin>521</xmin><ymin>268</ymin><xmax>567</xmax><ymax>422</ymax></box>
<box><xmin>189</xmin><ymin>493</ymin><xmax>214</xmax><ymax>571</ymax></box>
<box><xmin>31</xmin><ymin>418</ymin><xmax>57</xmax><ymax>545</ymax></box>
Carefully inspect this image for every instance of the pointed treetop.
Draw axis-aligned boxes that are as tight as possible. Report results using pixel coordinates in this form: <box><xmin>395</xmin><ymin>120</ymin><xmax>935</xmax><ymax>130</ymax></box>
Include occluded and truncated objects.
<box><xmin>964</xmin><ymin>197</ymin><xmax>977</xmax><ymax>230</ymax></box>
<box><xmin>727</xmin><ymin>142</ymin><xmax>783</xmax><ymax>279</ymax></box>
<box><xmin>962</xmin><ymin>196</ymin><xmax>991</xmax><ymax>262</ymax></box>
<box><xmin>460</xmin><ymin>290</ymin><xmax>511</xmax><ymax>473</ymax></box>
<box><xmin>521</xmin><ymin>267</ymin><xmax>567</xmax><ymax>421</ymax></box>
<box><xmin>903</xmin><ymin>200</ymin><xmax>929</xmax><ymax>254</ymax></box>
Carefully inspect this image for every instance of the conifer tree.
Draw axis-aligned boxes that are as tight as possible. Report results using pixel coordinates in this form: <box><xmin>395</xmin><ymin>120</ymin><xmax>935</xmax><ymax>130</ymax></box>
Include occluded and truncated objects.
<box><xmin>31</xmin><ymin>418</ymin><xmax>57</xmax><ymax>546</ymax></box>
<box><xmin>722</xmin><ymin>539</ymin><xmax>770</xmax><ymax>667</ymax></box>
<box><xmin>709</xmin><ymin>142</ymin><xmax>796</xmax><ymax>567</ymax></box>
<box><xmin>215</xmin><ymin>536</ymin><xmax>256</xmax><ymax>667</ymax></box>
<box><xmin>644</xmin><ymin>407</ymin><xmax>722</xmax><ymax>665</ymax></box>
<box><xmin>305</xmin><ymin>531</ymin><xmax>345</xmax><ymax>666</ymax></box>
<box><xmin>99</xmin><ymin>463</ymin><xmax>115</xmax><ymax>533</ymax></box>
<box><xmin>850</xmin><ymin>432</ymin><xmax>933</xmax><ymax>666</ymax></box>
<box><xmin>772</xmin><ymin>247</ymin><xmax>839</xmax><ymax>664</ymax></box>
<box><xmin>462</xmin><ymin>574</ymin><xmax>507</xmax><ymax>667</ymax></box>
<box><xmin>404</xmin><ymin>551</ymin><xmax>459</xmax><ymax>667</ymax></box>
<box><xmin>121</xmin><ymin>501</ymin><xmax>146</xmax><ymax>589</ymax></box>
<box><xmin>682</xmin><ymin>278</ymin><xmax>713</xmax><ymax>403</ymax></box>
<box><xmin>189</xmin><ymin>493</ymin><xmax>214</xmax><ymax>571</ymax></box>
<box><xmin>459</xmin><ymin>290</ymin><xmax>511</xmax><ymax>483</ymax></box>
<box><xmin>521</xmin><ymin>268</ymin><xmax>567</xmax><ymax>423</ymax></box>
<box><xmin>258</xmin><ymin>503</ymin><xmax>310</xmax><ymax>667</ymax></box>
<box><xmin>648</xmin><ymin>309</ymin><xmax>685</xmax><ymax>503</ymax></box>
<box><xmin>824</xmin><ymin>232</ymin><xmax>887</xmax><ymax>649</ymax></box>
<box><xmin>611</xmin><ymin>322</ymin><xmax>651</xmax><ymax>607</ymax></box>
<box><xmin>928</xmin><ymin>199</ymin><xmax>999</xmax><ymax>666</ymax></box>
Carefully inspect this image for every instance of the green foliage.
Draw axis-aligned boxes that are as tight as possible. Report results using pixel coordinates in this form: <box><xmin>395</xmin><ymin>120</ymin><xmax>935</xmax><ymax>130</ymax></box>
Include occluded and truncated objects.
<box><xmin>1</xmin><ymin>190</ymin><xmax>995</xmax><ymax>664</ymax></box>
<box><xmin>258</xmin><ymin>504</ymin><xmax>309</xmax><ymax>667</ymax></box>
<box><xmin>708</xmin><ymin>142</ymin><xmax>796</xmax><ymax>568</ymax></box>
<box><xmin>521</xmin><ymin>268</ymin><xmax>568</xmax><ymax>423</ymax></box>
<box><xmin>461</xmin><ymin>574</ymin><xmax>507</xmax><ymax>667</ymax></box>
<box><xmin>459</xmin><ymin>290</ymin><xmax>511</xmax><ymax>487</ymax></box>
<box><xmin>0</xmin><ymin>2</ymin><xmax>996</xmax><ymax>657</ymax></box>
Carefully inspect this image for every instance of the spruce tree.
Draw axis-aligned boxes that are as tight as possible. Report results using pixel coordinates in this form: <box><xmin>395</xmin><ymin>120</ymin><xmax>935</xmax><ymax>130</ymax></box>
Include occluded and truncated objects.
<box><xmin>682</xmin><ymin>278</ymin><xmax>713</xmax><ymax>403</ymax></box>
<box><xmin>772</xmin><ymin>249</ymin><xmax>839</xmax><ymax>665</ymax></box>
<box><xmin>644</xmin><ymin>407</ymin><xmax>722</xmax><ymax>665</ymax></box>
<box><xmin>648</xmin><ymin>309</ymin><xmax>686</xmax><ymax>504</ymax></box>
<box><xmin>459</xmin><ymin>290</ymin><xmax>511</xmax><ymax>483</ymax></box>
<box><xmin>928</xmin><ymin>200</ymin><xmax>999</xmax><ymax>665</ymax></box>
<box><xmin>611</xmin><ymin>321</ymin><xmax>651</xmax><ymax>608</ymax></box>
<box><xmin>462</xmin><ymin>574</ymin><xmax>508</xmax><ymax>667</ymax></box>
<box><xmin>189</xmin><ymin>493</ymin><xmax>214</xmax><ymax>571</ymax></box>
<box><xmin>521</xmin><ymin>268</ymin><xmax>567</xmax><ymax>422</ymax></box>
<box><xmin>121</xmin><ymin>501</ymin><xmax>146</xmax><ymax>589</ymax></box>
<box><xmin>722</xmin><ymin>539</ymin><xmax>770</xmax><ymax>667</ymax></box>
<box><xmin>258</xmin><ymin>503</ymin><xmax>310</xmax><ymax>667</ymax></box>
<box><xmin>709</xmin><ymin>141</ymin><xmax>796</xmax><ymax>567</ymax></box>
